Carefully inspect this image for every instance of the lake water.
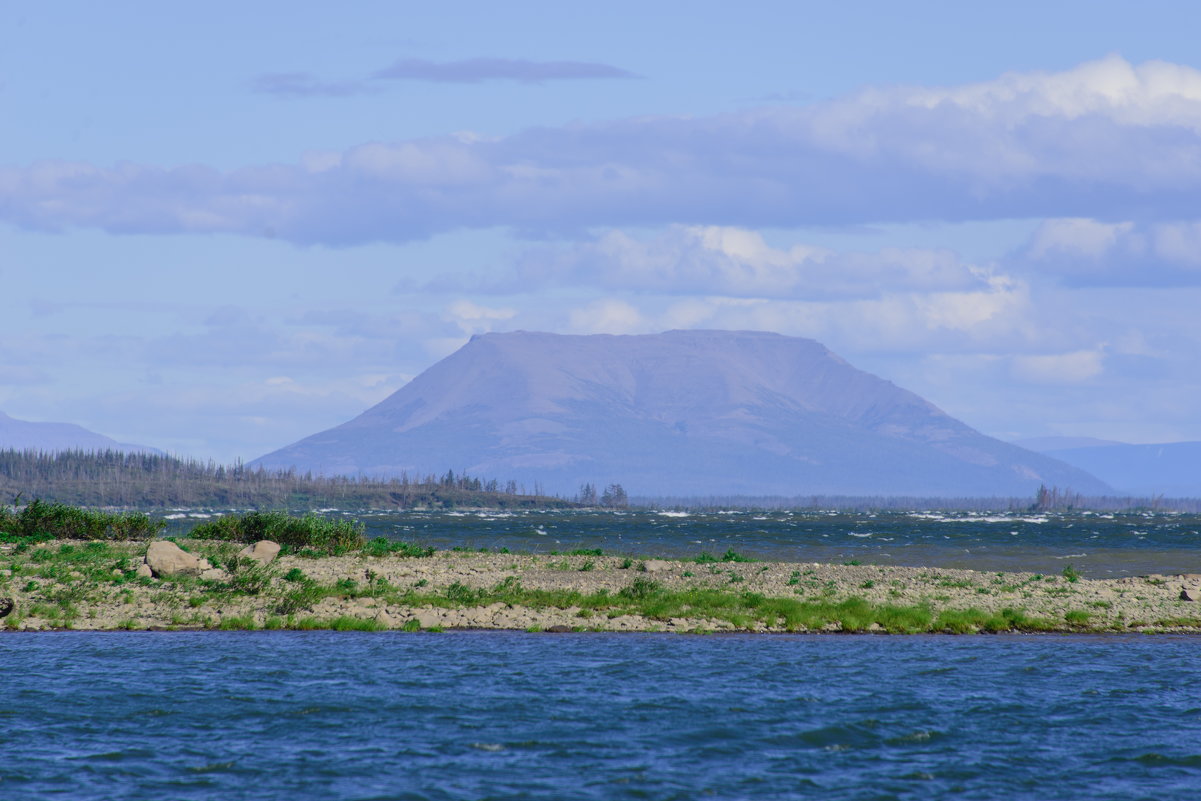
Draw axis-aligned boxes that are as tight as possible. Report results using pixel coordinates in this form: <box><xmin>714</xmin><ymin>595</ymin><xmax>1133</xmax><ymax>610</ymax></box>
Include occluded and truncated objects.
<box><xmin>271</xmin><ymin>508</ymin><xmax>1201</xmax><ymax>577</ymax></box>
<box><xmin>3</xmin><ymin>631</ymin><xmax>1201</xmax><ymax>800</ymax></box>
<box><xmin>22</xmin><ymin>509</ymin><xmax>1197</xmax><ymax>798</ymax></box>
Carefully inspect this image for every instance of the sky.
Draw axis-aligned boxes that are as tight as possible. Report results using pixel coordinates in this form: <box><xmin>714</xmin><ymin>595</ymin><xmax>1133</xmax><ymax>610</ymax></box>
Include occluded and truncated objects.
<box><xmin>4</xmin><ymin>1</ymin><xmax>1201</xmax><ymax>461</ymax></box>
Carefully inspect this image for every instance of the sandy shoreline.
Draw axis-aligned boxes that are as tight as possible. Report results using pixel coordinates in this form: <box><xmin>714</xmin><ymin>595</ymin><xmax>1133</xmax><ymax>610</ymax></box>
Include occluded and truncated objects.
<box><xmin>3</xmin><ymin>540</ymin><xmax>1201</xmax><ymax>633</ymax></box>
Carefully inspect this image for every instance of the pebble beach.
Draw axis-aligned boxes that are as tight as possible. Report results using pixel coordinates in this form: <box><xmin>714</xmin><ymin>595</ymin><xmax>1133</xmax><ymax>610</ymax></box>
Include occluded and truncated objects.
<box><xmin>4</xmin><ymin>539</ymin><xmax>1201</xmax><ymax>634</ymax></box>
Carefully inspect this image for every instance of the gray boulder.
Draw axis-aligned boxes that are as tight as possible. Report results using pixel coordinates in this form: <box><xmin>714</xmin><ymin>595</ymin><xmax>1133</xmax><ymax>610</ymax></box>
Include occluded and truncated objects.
<box><xmin>238</xmin><ymin>540</ymin><xmax>281</xmax><ymax>566</ymax></box>
<box><xmin>145</xmin><ymin>540</ymin><xmax>203</xmax><ymax>578</ymax></box>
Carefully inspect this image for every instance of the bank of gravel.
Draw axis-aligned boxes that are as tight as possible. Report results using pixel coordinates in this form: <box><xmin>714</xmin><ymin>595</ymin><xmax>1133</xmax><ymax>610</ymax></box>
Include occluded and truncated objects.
<box><xmin>3</xmin><ymin>539</ymin><xmax>1201</xmax><ymax>633</ymax></box>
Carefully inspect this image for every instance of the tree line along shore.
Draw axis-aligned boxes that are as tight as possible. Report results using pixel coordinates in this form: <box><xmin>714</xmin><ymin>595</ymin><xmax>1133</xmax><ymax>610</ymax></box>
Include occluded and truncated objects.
<box><xmin>0</xmin><ymin>449</ymin><xmax>582</xmax><ymax>509</ymax></box>
<box><xmin>2</xmin><ymin>506</ymin><xmax>1200</xmax><ymax>634</ymax></box>
<box><xmin>5</xmin><ymin>448</ymin><xmax>1201</xmax><ymax>513</ymax></box>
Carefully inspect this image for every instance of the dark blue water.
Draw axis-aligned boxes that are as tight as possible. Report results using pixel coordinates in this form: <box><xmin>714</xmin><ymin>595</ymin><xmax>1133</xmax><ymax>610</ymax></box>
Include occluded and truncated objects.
<box><xmin>164</xmin><ymin>509</ymin><xmax>1201</xmax><ymax>576</ymax></box>
<box><xmin>298</xmin><ymin>509</ymin><xmax>1196</xmax><ymax>577</ymax></box>
<box><xmin>4</xmin><ymin>632</ymin><xmax>1201</xmax><ymax>800</ymax></box>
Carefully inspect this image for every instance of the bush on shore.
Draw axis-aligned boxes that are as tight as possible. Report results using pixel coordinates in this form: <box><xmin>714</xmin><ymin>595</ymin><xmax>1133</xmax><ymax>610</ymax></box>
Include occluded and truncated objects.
<box><xmin>189</xmin><ymin>511</ymin><xmax>365</xmax><ymax>554</ymax></box>
<box><xmin>0</xmin><ymin>499</ymin><xmax>164</xmax><ymax>542</ymax></box>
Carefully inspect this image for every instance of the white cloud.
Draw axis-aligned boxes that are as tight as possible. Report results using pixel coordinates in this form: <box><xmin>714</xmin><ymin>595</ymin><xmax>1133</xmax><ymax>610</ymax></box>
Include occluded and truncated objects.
<box><xmin>444</xmin><ymin>300</ymin><xmax>519</xmax><ymax>342</ymax></box>
<box><xmin>1027</xmin><ymin>219</ymin><xmax>1137</xmax><ymax>260</ymax></box>
<box><xmin>8</xmin><ymin>57</ymin><xmax>1201</xmax><ymax>243</ymax></box>
<box><xmin>507</xmin><ymin>225</ymin><xmax>992</xmax><ymax>299</ymax></box>
<box><xmin>908</xmin><ymin>55</ymin><xmax>1201</xmax><ymax>128</ymax></box>
<box><xmin>546</xmin><ymin>276</ymin><xmax>1035</xmax><ymax>356</ymax></box>
<box><xmin>1019</xmin><ymin>217</ymin><xmax>1201</xmax><ymax>285</ymax></box>
<box><xmin>568</xmin><ymin>299</ymin><xmax>646</xmax><ymax>334</ymax></box>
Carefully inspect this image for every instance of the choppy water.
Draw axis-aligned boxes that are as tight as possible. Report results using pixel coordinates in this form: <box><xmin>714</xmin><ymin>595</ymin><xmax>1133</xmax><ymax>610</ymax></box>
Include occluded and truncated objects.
<box><xmin>3</xmin><ymin>632</ymin><xmax>1201</xmax><ymax>800</ymax></box>
<box><xmin>237</xmin><ymin>509</ymin><xmax>1201</xmax><ymax>578</ymax></box>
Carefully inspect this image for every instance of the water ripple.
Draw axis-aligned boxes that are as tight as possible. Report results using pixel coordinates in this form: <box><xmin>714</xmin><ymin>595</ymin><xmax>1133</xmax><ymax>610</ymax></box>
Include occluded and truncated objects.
<box><xmin>1</xmin><ymin>632</ymin><xmax>1201</xmax><ymax>799</ymax></box>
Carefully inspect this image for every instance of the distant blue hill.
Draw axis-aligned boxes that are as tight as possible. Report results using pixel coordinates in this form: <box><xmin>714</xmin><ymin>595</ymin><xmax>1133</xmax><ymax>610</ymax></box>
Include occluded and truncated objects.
<box><xmin>252</xmin><ymin>330</ymin><xmax>1110</xmax><ymax>498</ymax></box>
<box><xmin>1011</xmin><ymin>436</ymin><xmax>1126</xmax><ymax>452</ymax></box>
<box><xmin>1042</xmin><ymin>442</ymin><xmax>1201</xmax><ymax>498</ymax></box>
<box><xmin>0</xmin><ymin>411</ymin><xmax>160</xmax><ymax>455</ymax></box>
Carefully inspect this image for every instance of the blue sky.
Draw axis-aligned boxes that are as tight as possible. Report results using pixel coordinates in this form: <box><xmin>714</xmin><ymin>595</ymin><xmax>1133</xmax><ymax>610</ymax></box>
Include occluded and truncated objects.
<box><xmin>4</xmin><ymin>1</ymin><xmax>1201</xmax><ymax>460</ymax></box>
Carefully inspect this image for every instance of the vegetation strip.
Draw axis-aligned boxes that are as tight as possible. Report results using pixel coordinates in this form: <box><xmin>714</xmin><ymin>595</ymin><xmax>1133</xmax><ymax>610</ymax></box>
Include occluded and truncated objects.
<box><xmin>2</xmin><ymin>512</ymin><xmax>1199</xmax><ymax>634</ymax></box>
<box><xmin>0</xmin><ymin>449</ymin><xmax>578</xmax><ymax>509</ymax></box>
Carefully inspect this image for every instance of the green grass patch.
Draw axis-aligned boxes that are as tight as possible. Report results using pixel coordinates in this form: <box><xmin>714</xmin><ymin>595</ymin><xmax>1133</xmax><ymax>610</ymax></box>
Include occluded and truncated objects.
<box><xmin>352</xmin><ymin>577</ymin><xmax>1070</xmax><ymax>635</ymax></box>
<box><xmin>362</xmin><ymin>537</ymin><xmax>436</xmax><ymax>558</ymax></box>
<box><xmin>933</xmin><ymin>606</ymin><xmax>1057</xmax><ymax>634</ymax></box>
<box><xmin>694</xmin><ymin>548</ymin><xmax>757</xmax><ymax>564</ymax></box>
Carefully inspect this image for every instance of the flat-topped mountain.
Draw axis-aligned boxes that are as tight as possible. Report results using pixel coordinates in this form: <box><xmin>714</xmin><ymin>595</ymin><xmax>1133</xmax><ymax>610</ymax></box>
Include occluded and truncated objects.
<box><xmin>252</xmin><ymin>330</ymin><xmax>1111</xmax><ymax>497</ymax></box>
<box><xmin>0</xmin><ymin>411</ymin><xmax>159</xmax><ymax>454</ymax></box>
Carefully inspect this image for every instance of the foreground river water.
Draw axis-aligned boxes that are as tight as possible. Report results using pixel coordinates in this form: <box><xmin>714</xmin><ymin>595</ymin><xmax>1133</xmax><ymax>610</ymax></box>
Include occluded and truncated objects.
<box><xmin>11</xmin><ymin>509</ymin><xmax>1196</xmax><ymax>798</ymax></box>
<box><xmin>3</xmin><ymin>631</ymin><xmax>1201</xmax><ymax>800</ymax></box>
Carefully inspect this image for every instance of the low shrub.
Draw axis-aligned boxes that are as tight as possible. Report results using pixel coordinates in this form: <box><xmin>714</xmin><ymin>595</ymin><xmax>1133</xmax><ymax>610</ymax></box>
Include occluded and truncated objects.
<box><xmin>190</xmin><ymin>512</ymin><xmax>364</xmax><ymax>554</ymax></box>
<box><xmin>618</xmin><ymin>577</ymin><xmax>662</xmax><ymax>600</ymax></box>
<box><xmin>0</xmin><ymin>499</ymin><xmax>164</xmax><ymax>541</ymax></box>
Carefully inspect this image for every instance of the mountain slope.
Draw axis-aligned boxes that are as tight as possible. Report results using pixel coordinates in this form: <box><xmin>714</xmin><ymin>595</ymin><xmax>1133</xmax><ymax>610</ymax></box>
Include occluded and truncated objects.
<box><xmin>0</xmin><ymin>411</ymin><xmax>159</xmax><ymax>454</ymax></box>
<box><xmin>252</xmin><ymin>330</ymin><xmax>1111</xmax><ymax>497</ymax></box>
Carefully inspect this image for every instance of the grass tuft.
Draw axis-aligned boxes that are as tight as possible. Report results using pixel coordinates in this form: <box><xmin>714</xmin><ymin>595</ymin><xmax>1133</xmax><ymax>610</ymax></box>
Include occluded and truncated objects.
<box><xmin>362</xmin><ymin>537</ymin><xmax>436</xmax><ymax>558</ymax></box>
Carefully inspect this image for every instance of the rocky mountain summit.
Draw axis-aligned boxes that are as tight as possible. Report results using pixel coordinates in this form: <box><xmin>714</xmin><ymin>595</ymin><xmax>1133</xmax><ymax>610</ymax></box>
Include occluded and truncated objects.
<box><xmin>253</xmin><ymin>330</ymin><xmax>1110</xmax><ymax>497</ymax></box>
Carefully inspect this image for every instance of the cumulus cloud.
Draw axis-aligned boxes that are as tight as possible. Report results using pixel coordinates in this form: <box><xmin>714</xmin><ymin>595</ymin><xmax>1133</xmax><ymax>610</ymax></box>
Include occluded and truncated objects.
<box><xmin>506</xmin><ymin>226</ymin><xmax>993</xmax><ymax>299</ymax></box>
<box><xmin>540</xmin><ymin>271</ymin><xmax>1036</xmax><ymax>355</ymax></box>
<box><xmin>1018</xmin><ymin>217</ymin><xmax>1201</xmax><ymax>285</ymax></box>
<box><xmin>8</xmin><ymin>56</ymin><xmax>1201</xmax><ymax>243</ymax></box>
<box><xmin>568</xmin><ymin>299</ymin><xmax>646</xmax><ymax>334</ymax></box>
<box><xmin>372</xmin><ymin>57</ymin><xmax>638</xmax><ymax>84</ymax></box>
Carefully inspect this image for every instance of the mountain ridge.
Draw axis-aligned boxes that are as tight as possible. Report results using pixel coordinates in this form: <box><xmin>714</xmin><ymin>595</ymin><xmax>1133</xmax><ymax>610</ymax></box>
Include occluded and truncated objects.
<box><xmin>0</xmin><ymin>411</ymin><xmax>160</xmax><ymax>455</ymax></box>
